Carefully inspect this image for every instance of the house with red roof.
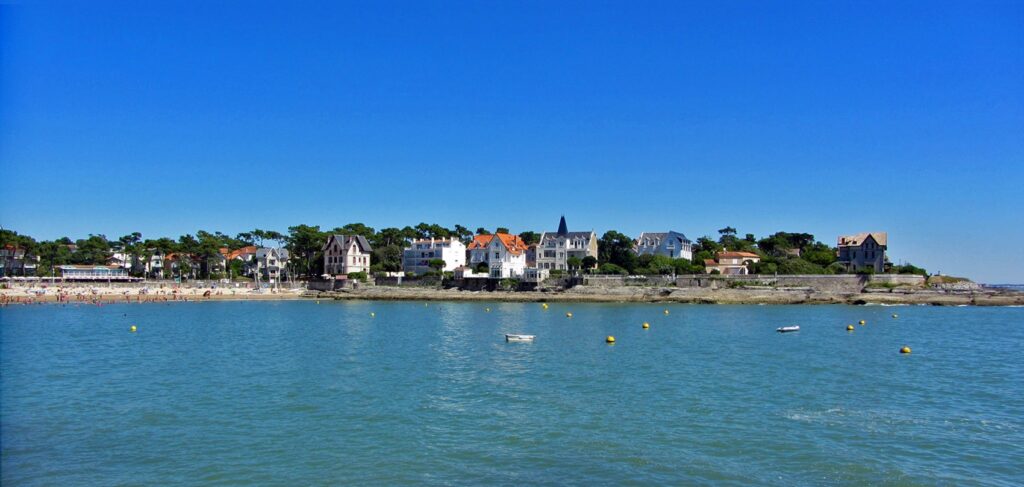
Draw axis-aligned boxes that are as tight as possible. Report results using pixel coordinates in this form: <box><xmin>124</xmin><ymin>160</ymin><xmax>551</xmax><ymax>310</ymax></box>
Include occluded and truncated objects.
<box><xmin>467</xmin><ymin>233</ymin><xmax>529</xmax><ymax>279</ymax></box>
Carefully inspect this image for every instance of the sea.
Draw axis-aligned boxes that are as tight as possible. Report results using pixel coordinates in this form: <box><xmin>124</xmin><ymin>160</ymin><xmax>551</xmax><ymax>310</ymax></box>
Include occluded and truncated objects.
<box><xmin>2</xmin><ymin>301</ymin><xmax>1022</xmax><ymax>485</ymax></box>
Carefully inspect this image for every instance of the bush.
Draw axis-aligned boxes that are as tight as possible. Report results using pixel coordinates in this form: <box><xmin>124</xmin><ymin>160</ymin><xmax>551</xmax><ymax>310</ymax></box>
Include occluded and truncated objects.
<box><xmin>597</xmin><ymin>263</ymin><xmax>628</xmax><ymax>275</ymax></box>
<box><xmin>474</xmin><ymin>262</ymin><xmax>489</xmax><ymax>273</ymax></box>
<box><xmin>347</xmin><ymin>271</ymin><xmax>368</xmax><ymax>282</ymax></box>
<box><xmin>776</xmin><ymin>257</ymin><xmax>826</xmax><ymax>275</ymax></box>
<box><xmin>499</xmin><ymin>278</ymin><xmax>519</xmax><ymax>290</ymax></box>
<box><xmin>549</xmin><ymin>269</ymin><xmax>566</xmax><ymax>277</ymax></box>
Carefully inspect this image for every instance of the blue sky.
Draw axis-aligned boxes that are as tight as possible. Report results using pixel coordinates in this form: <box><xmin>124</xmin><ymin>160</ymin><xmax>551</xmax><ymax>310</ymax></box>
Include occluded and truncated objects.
<box><xmin>1</xmin><ymin>1</ymin><xmax>1022</xmax><ymax>282</ymax></box>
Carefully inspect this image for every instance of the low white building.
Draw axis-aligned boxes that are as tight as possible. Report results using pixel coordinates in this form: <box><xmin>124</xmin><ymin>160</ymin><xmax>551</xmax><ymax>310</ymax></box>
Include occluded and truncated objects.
<box><xmin>402</xmin><ymin>237</ymin><xmax>466</xmax><ymax>275</ymax></box>
<box><xmin>322</xmin><ymin>235</ymin><xmax>372</xmax><ymax>276</ymax></box>
<box><xmin>704</xmin><ymin>251</ymin><xmax>760</xmax><ymax>275</ymax></box>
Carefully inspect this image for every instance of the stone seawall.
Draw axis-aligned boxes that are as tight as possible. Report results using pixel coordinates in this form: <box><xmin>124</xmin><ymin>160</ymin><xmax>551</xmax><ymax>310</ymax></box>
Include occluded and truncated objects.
<box><xmin>675</xmin><ymin>274</ymin><xmax>925</xmax><ymax>293</ymax></box>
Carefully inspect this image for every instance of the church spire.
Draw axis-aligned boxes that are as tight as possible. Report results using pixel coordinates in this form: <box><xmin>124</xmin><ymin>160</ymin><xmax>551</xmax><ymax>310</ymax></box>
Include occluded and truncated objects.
<box><xmin>557</xmin><ymin>215</ymin><xmax>568</xmax><ymax>236</ymax></box>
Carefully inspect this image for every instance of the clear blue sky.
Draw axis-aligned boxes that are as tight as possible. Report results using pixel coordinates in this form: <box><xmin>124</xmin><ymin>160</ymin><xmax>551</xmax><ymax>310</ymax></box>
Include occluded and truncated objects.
<box><xmin>1</xmin><ymin>1</ymin><xmax>1022</xmax><ymax>282</ymax></box>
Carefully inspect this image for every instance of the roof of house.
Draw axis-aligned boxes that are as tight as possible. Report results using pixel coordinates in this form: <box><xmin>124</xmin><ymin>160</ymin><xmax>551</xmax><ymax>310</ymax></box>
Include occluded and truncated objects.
<box><xmin>59</xmin><ymin>265</ymin><xmax>123</xmax><ymax>270</ymax></box>
<box><xmin>717</xmin><ymin>251</ymin><xmax>760</xmax><ymax>259</ymax></box>
<box><xmin>468</xmin><ymin>234</ymin><xmax>495</xmax><ymax>250</ymax></box>
<box><xmin>222</xmin><ymin>245</ymin><xmax>258</xmax><ymax>260</ymax></box>
<box><xmin>540</xmin><ymin>231</ymin><xmax>595</xmax><ymax>242</ymax></box>
<box><xmin>838</xmin><ymin>232</ymin><xmax>888</xmax><ymax>247</ymax></box>
<box><xmin>493</xmin><ymin>233</ymin><xmax>528</xmax><ymax>255</ymax></box>
<box><xmin>704</xmin><ymin>259</ymin><xmax>718</xmax><ymax>266</ymax></box>
<box><xmin>323</xmin><ymin>235</ymin><xmax>372</xmax><ymax>253</ymax></box>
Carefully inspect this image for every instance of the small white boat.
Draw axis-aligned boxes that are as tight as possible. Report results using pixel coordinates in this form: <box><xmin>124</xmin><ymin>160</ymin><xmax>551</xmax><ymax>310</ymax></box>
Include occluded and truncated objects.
<box><xmin>505</xmin><ymin>334</ymin><xmax>535</xmax><ymax>342</ymax></box>
<box><xmin>776</xmin><ymin>326</ymin><xmax>800</xmax><ymax>333</ymax></box>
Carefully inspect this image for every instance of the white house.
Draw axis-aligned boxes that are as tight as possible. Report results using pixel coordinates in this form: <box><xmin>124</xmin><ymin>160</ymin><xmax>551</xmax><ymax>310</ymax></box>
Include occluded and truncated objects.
<box><xmin>536</xmin><ymin>216</ymin><xmax>598</xmax><ymax>270</ymax></box>
<box><xmin>402</xmin><ymin>237</ymin><xmax>466</xmax><ymax>274</ymax></box>
<box><xmin>322</xmin><ymin>235</ymin><xmax>372</xmax><ymax>276</ymax></box>
<box><xmin>634</xmin><ymin>231</ymin><xmax>693</xmax><ymax>260</ymax></box>
<box><xmin>255</xmin><ymin>248</ymin><xmax>289</xmax><ymax>282</ymax></box>
<box><xmin>485</xmin><ymin>233</ymin><xmax>528</xmax><ymax>279</ymax></box>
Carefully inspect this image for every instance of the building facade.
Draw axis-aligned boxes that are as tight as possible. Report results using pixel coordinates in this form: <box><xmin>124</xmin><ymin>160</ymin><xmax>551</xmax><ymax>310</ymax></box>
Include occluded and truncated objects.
<box><xmin>484</xmin><ymin>233</ymin><xmax>528</xmax><ymax>278</ymax></box>
<box><xmin>634</xmin><ymin>231</ymin><xmax>693</xmax><ymax>260</ymax></box>
<box><xmin>704</xmin><ymin>251</ymin><xmax>761</xmax><ymax>275</ymax></box>
<box><xmin>536</xmin><ymin>216</ymin><xmax>598</xmax><ymax>271</ymax></box>
<box><xmin>322</xmin><ymin>235</ymin><xmax>372</xmax><ymax>276</ymax></box>
<box><xmin>836</xmin><ymin>232</ymin><xmax>888</xmax><ymax>273</ymax></box>
<box><xmin>255</xmin><ymin>248</ymin><xmax>289</xmax><ymax>282</ymax></box>
<box><xmin>402</xmin><ymin>237</ymin><xmax>467</xmax><ymax>274</ymax></box>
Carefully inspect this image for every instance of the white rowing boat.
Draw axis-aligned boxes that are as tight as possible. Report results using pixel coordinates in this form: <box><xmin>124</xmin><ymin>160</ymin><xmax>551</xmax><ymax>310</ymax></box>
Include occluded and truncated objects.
<box><xmin>505</xmin><ymin>334</ymin><xmax>535</xmax><ymax>342</ymax></box>
<box><xmin>776</xmin><ymin>325</ymin><xmax>800</xmax><ymax>333</ymax></box>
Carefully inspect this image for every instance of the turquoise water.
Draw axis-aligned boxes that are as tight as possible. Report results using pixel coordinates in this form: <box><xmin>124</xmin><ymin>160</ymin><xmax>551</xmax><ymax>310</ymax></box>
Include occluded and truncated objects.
<box><xmin>2</xmin><ymin>301</ymin><xmax>1022</xmax><ymax>485</ymax></box>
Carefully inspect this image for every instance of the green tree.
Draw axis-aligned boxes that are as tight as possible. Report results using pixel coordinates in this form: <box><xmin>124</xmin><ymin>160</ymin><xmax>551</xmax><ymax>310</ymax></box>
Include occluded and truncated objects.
<box><xmin>475</xmin><ymin>227</ymin><xmax>490</xmax><ymax>235</ymax></box>
<box><xmin>581</xmin><ymin>255</ymin><xmax>598</xmax><ymax>270</ymax></box>
<box><xmin>566</xmin><ymin>256</ymin><xmax>582</xmax><ymax>272</ymax></box>
<box><xmin>519</xmin><ymin>231</ymin><xmax>540</xmax><ymax>245</ymax></box>
<box><xmin>428</xmin><ymin>259</ymin><xmax>446</xmax><ymax>272</ymax></box>
<box><xmin>598</xmin><ymin>230</ymin><xmax>638</xmax><ymax>272</ymax></box>
<box><xmin>286</xmin><ymin>224</ymin><xmax>326</xmax><ymax>277</ymax></box>
<box><xmin>496</xmin><ymin>227</ymin><xmax>510</xmax><ymax>235</ymax></box>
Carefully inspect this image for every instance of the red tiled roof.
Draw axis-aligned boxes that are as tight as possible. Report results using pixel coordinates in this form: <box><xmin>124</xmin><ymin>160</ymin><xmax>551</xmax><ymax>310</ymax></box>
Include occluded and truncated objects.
<box><xmin>468</xmin><ymin>234</ymin><xmax>495</xmax><ymax>250</ymax></box>
<box><xmin>717</xmin><ymin>251</ymin><xmax>760</xmax><ymax>259</ymax></box>
<box><xmin>494</xmin><ymin>233</ymin><xmax>528</xmax><ymax>256</ymax></box>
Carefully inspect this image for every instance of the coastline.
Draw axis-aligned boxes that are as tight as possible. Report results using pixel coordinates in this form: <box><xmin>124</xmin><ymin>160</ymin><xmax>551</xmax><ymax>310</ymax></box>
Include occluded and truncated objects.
<box><xmin>312</xmin><ymin>286</ymin><xmax>1024</xmax><ymax>306</ymax></box>
<box><xmin>4</xmin><ymin>286</ymin><xmax>1021</xmax><ymax>307</ymax></box>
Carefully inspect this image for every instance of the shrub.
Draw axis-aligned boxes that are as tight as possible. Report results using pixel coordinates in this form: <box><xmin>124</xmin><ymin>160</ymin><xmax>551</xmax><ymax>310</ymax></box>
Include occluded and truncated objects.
<box><xmin>347</xmin><ymin>271</ymin><xmax>368</xmax><ymax>282</ymax></box>
<box><xmin>597</xmin><ymin>263</ymin><xmax>628</xmax><ymax>275</ymax></box>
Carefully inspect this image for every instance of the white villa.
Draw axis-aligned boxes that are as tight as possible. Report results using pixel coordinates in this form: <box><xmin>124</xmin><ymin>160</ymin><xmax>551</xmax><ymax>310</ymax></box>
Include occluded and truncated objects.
<box><xmin>322</xmin><ymin>235</ymin><xmax>372</xmax><ymax>276</ymax></box>
<box><xmin>467</xmin><ymin>233</ymin><xmax>529</xmax><ymax>278</ymax></box>
<box><xmin>536</xmin><ymin>216</ymin><xmax>598</xmax><ymax>271</ymax></box>
<box><xmin>402</xmin><ymin>237</ymin><xmax>466</xmax><ymax>274</ymax></box>
<box><xmin>255</xmin><ymin>248</ymin><xmax>289</xmax><ymax>282</ymax></box>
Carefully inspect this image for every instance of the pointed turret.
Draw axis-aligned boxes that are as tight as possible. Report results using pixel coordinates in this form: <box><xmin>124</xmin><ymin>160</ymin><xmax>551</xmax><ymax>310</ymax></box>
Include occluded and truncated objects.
<box><xmin>557</xmin><ymin>215</ymin><xmax>568</xmax><ymax>237</ymax></box>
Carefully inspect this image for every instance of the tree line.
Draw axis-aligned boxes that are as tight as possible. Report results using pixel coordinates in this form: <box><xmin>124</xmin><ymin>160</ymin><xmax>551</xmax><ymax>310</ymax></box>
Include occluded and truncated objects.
<box><xmin>0</xmin><ymin>224</ymin><xmax>928</xmax><ymax>279</ymax></box>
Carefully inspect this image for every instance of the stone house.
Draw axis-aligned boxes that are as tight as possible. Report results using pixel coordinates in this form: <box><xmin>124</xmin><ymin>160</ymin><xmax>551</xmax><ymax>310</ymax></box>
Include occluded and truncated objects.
<box><xmin>536</xmin><ymin>216</ymin><xmax>598</xmax><ymax>271</ymax></box>
<box><xmin>836</xmin><ymin>232</ymin><xmax>888</xmax><ymax>273</ymax></box>
<box><xmin>322</xmin><ymin>235</ymin><xmax>372</xmax><ymax>276</ymax></box>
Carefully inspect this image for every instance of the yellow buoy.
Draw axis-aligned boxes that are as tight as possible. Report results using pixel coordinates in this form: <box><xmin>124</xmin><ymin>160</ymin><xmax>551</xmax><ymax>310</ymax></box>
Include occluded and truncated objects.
<box><xmin>892</xmin><ymin>314</ymin><xmax>899</xmax><ymax>318</ymax></box>
<box><xmin>370</xmin><ymin>312</ymin><xmax>375</xmax><ymax>317</ymax></box>
<box><xmin>663</xmin><ymin>309</ymin><xmax>670</xmax><ymax>315</ymax></box>
<box><xmin>485</xmin><ymin>307</ymin><xmax>491</xmax><ymax>312</ymax></box>
<box><xmin>859</xmin><ymin>320</ymin><xmax>866</xmax><ymax>325</ymax></box>
<box><xmin>606</xmin><ymin>336</ymin><xmax>615</xmax><ymax>343</ymax></box>
<box><xmin>846</xmin><ymin>325</ymin><xmax>855</xmax><ymax>331</ymax></box>
<box><xmin>642</xmin><ymin>322</ymin><xmax>650</xmax><ymax>329</ymax></box>
<box><xmin>130</xmin><ymin>325</ymin><xmax>137</xmax><ymax>333</ymax></box>
<box><xmin>542</xmin><ymin>303</ymin><xmax>549</xmax><ymax>309</ymax></box>
<box><xmin>316</xmin><ymin>300</ymin><xmax>320</xmax><ymax>304</ymax></box>
<box><xmin>900</xmin><ymin>346</ymin><xmax>911</xmax><ymax>354</ymax></box>
<box><xmin>566</xmin><ymin>312</ymin><xmax>573</xmax><ymax>318</ymax></box>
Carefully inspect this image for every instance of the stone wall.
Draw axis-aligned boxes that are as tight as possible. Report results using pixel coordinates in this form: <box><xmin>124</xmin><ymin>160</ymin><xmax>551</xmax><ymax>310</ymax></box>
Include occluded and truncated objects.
<box><xmin>674</xmin><ymin>274</ymin><xmax>924</xmax><ymax>293</ymax></box>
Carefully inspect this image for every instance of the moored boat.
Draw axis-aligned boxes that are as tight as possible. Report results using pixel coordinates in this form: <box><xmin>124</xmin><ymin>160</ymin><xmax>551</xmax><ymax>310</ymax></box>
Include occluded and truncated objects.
<box><xmin>776</xmin><ymin>326</ymin><xmax>800</xmax><ymax>333</ymax></box>
<box><xmin>505</xmin><ymin>334</ymin><xmax>535</xmax><ymax>342</ymax></box>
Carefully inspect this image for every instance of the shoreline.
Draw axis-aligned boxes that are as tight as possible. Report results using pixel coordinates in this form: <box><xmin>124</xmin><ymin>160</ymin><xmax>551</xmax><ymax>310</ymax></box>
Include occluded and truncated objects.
<box><xmin>3</xmin><ymin>287</ymin><xmax>1021</xmax><ymax>307</ymax></box>
<box><xmin>315</xmin><ymin>286</ymin><xmax>1024</xmax><ymax>306</ymax></box>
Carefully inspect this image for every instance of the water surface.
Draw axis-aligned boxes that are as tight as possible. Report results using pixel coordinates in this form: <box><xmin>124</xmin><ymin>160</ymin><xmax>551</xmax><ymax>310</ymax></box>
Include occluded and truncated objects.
<box><xmin>2</xmin><ymin>301</ymin><xmax>1022</xmax><ymax>485</ymax></box>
